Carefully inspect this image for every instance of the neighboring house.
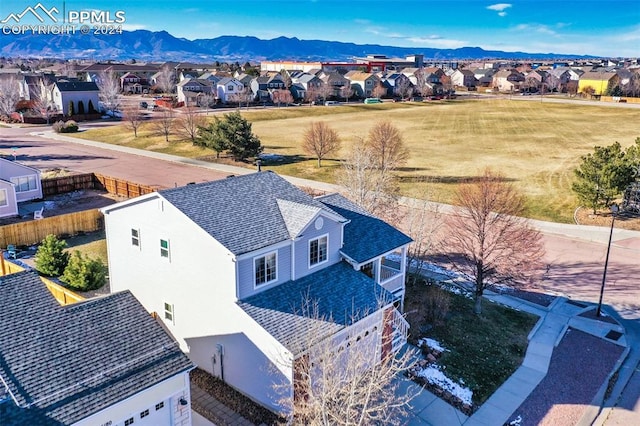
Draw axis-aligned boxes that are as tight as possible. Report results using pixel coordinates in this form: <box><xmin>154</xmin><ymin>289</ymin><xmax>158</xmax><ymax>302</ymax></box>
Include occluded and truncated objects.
<box><xmin>578</xmin><ymin>70</ymin><xmax>619</xmax><ymax>95</ymax></box>
<box><xmin>450</xmin><ymin>69</ymin><xmax>477</xmax><ymax>88</ymax></box>
<box><xmin>176</xmin><ymin>78</ymin><xmax>214</xmax><ymax>105</ymax></box>
<box><xmin>120</xmin><ymin>72</ymin><xmax>149</xmax><ymax>94</ymax></box>
<box><xmin>290</xmin><ymin>73</ymin><xmax>323</xmax><ymax>100</ymax></box>
<box><xmin>216</xmin><ymin>77</ymin><xmax>246</xmax><ymax>103</ymax></box>
<box><xmin>471</xmin><ymin>68</ymin><xmax>495</xmax><ymax>87</ymax></box>
<box><xmin>492</xmin><ymin>69</ymin><xmax>525</xmax><ymax>92</ymax></box>
<box><xmin>380</xmin><ymin>73</ymin><xmax>414</xmax><ymax>98</ymax></box>
<box><xmin>318</xmin><ymin>71</ymin><xmax>350</xmax><ymax>98</ymax></box>
<box><xmin>344</xmin><ymin>71</ymin><xmax>381</xmax><ymax>97</ymax></box>
<box><xmin>101</xmin><ymin>171</ymin><xmax>412</xmax><ymax>414</ymax></box>
<box><xmin>49</xmin><ymin>81</ymin><xmax>100</xmax><ymax>115</ymax></box>
<box><xmin>0</xmin><ymin>270</ymin><xmax>195</xmax><ymax>426</ymax></box>
<box><xmin>250</xmin><ymin>73</ymin><xmax>287</xmax><ymax>101</ymax></box>
<box><xmin>0</xmin><ymin>158</ymin><xmax>42</xmax><ymax>217</ymax></box>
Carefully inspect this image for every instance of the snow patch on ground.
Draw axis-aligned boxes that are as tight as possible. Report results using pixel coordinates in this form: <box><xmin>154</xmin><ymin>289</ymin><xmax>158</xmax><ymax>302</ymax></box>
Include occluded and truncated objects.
<box><xmin>414</xmin><ymin>364</ymin><xmax>473</xmax><ymax>406</ymax></box>
<box><xmin>418</xmin><ymin>337</ymin><xmax>449</xmax><ymax>353</ymax></box>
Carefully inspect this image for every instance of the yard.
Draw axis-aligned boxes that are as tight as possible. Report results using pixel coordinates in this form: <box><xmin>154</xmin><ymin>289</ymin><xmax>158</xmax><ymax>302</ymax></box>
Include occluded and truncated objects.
<box><xmin>404</xmin><ymin>275</ymin><xmax>540</xmax><ymax>411</ymax></box>
<box><xmin>73</xmin><ymin>99</ymin><xmax>640</xmax><ymax>223</ymax></box>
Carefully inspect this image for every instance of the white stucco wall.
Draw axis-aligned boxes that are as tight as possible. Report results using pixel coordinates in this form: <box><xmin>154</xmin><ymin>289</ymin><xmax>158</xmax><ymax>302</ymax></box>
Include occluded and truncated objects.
<box><xmin>74</xmin><ymin>372</ymin><xmax>191</xmax><ymax>426</ymax></box>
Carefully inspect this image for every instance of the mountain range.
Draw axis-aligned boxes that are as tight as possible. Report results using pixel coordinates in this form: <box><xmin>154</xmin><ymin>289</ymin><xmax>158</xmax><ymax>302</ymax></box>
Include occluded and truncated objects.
<box><xmin>0</xmin><ymin>30</ymin><xmax>594</xmax><ymax>62</ymax></box>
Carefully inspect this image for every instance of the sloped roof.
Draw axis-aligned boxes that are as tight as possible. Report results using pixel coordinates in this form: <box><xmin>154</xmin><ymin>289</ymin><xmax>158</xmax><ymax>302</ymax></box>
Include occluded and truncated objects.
<box><xmin>318</xmin><ymin>193</ymin><xmax>412</xmax><ymax>264</ymax></box>
<box><xmin>54</xmin><ymin>81</ymin><xmax>99</xmax><ymax>92</ymax></box>
<box><xmin>238</xmin><ymin>261</ymin><xmax>396</xmax><ymax>354</ymax></box>
<box><xmin>158</xmin><ymin>172</ymin><xmax>343</xmax><ymax>255</ymax></box>
<box><xmin>0</xmin><ymin>271</ymin><xmax>193</xmax><ymax>426</ymax></box>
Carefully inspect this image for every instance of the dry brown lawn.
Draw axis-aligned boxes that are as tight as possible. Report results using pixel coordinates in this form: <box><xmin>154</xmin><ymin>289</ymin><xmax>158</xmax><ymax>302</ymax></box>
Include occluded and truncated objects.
<box><xmin>75</xmin><ymin>100</ymin><xmax>640</xmax><ymax>223</ymax></box>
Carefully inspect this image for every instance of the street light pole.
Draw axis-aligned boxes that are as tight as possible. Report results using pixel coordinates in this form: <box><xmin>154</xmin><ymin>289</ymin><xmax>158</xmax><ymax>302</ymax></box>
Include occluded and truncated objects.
<box><xmin>597</xmin><ymin>203</ymin><xmax>619</xmax><ymax>317</ymax></box>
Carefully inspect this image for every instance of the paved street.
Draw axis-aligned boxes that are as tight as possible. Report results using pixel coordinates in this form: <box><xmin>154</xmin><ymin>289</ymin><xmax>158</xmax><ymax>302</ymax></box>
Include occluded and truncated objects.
<box><xmin>1</xmin><ymin>122</ymin><xmax>639</xmax><ymax>424</ymax></box>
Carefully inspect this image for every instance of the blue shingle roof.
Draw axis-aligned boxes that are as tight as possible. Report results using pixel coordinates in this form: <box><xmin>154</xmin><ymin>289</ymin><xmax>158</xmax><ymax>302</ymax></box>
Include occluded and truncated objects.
<box><xmin>0</xmin><ymin>271</ymin><xmax>193</xmax><ymax>425</ymax></box>
<box><xmin>318</xmin><ymin>193</ymin><xmax>413</xmax><ymax>264</ymax></box>
<box><xmin>159</xmin><ymin>171</ymin><xmax>342</xmax><ymax>255</ymax></box>
<box><xmin>238</xmin><ymin>262</ymin><xmax>396</xmax><ymax>354</ymax></box>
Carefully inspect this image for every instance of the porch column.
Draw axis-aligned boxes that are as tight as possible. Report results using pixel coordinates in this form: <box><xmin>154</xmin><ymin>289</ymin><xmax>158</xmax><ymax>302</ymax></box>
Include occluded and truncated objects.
<box><xmin>381</xmin><ymin>308</ymin><xmax>393</xmax><ymax>361</ymax></box>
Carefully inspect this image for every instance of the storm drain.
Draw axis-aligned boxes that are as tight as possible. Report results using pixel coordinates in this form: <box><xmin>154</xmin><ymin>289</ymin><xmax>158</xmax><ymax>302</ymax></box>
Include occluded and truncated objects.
<box><xmin>605</xmin><ymin>330</ymin><xmax>623</xmax><ymax>341</ymax></box>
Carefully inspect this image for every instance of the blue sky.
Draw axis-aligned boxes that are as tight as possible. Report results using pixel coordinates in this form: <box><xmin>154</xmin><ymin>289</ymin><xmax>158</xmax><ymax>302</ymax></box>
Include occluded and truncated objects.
<box><xmin>2</xmin><ymin>0</ymin><xmax>639</xmax><ymax>57</ymax></box>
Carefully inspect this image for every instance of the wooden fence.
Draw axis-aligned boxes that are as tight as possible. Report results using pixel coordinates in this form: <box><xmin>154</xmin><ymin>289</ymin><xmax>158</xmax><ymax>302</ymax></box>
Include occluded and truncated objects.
<box><xmin>0</xmin><ymin>259</ymin><xmax>84</xmax><ymax>305</ymax></box>
<box><xmin>0</xmin><ymin>209</ymin><xmax>103</xmax><ymax>248</ymax></box>
<box><xmin>42</xmin><ymin>173</ymin><xmax>160</xmax><ymax>198</ymax></box>
<box><xmin>94</xmin><ymin>173</ymin><xmax>159</xmax><ymax>198</ymax></box>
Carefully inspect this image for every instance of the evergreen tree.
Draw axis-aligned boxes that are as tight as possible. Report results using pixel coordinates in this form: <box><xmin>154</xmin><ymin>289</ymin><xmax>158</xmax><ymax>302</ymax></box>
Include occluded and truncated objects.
<box><xmin>67</xmin><ymin>101</ymin><xmax>75</xmax><ymax>116</ymax></box>
<box><xmin>88</xmin><ymin>99</ymin><xmax>96</xmax><ymax>114</ymax></box>
<box><xmin>216</xmin><ymin>112</ymin><xmax>262</xmax><ymax>161</ymax></box>
<box><xmin>61</xmin><ymin>250</ymin><xmax>106</xmax><ymax>291</ymax></box>
<box><xmin>77</xmin><ymin>100</ymin><xmax>85</xmax><ymax>114</ymax></box>
<box><xmin>35</xmin><ymin>234</ymin><xmax>69</xmax><ymax>276</ymax></box>
<box><xmin>194</xmin><ymin>121</ymin><xmax>228</xmax><ymax>158</ymax></box>
<box><xmin>572</xmin><ymin>142</ymin><xmax>630</xmax><ymax>213</ymax></box>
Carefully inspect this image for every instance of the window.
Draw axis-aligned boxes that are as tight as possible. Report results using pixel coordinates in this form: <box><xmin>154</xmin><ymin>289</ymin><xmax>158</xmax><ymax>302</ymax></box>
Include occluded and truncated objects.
<box><xmin>125</xmin><ymin>418</ymin><xmax>134</xmax><ymax>426</ymax></box>
<box><xmin>228</xmin><ymin>85</ymin><xmax>234</xmax><ymax>91</ymax></box>
<box><xmin>155</xmin><ymin>402</ymin><xmax>164</xmax><ymax>410</ymax></box>
<box><xmin>255</xmin><ymin>252</ymin><xmax>277</xmax><ymax>286</ymax></box>
<box><xmin>0</xmin><ymin>190</ymin><xmax>7</xmax><ymax>207</ymax></box>
<box><xmin>131</xmin><ymin>229</ymin><xmax>140</xmax><ymax>247</ymax></box>
<box><xmin>164</xmin><ymin>303</ymin><xmax>173</xmax><ymax>322</ymax></box>
<box><xmin>10</xmin><ymin>175</ymin><xmax>37</xmax><ymax>193</ymax></box>
<box><xmin>140</xmin><ymin>409</ymin><xmax>149</xmax><ymax>418</ymax></box>
<box><xmin>309</xmin><ymin>235</ymin><xmax>328</xmax><ymax>267</ymax></box>
<box><xmin>160</xmin><ymin>239</ymin><xmax>170</xmax><ymax>258</ymax></box>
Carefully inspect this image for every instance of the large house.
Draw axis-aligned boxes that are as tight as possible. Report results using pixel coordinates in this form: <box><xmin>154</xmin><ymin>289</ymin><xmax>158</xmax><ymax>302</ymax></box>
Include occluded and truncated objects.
<box><xmin>49</xmin><ymin>80</ymin><xmax>100</xmax><ymax>115</ymax></box>
<box><xmin>101</xmin><ymin>171</ymin><xmax>412</xmax><ymax>414</ymax></box>
<box><xmin>0</xmin><ymin>270</ymin><xmax>194</xmax><ymax>426</ymax></box>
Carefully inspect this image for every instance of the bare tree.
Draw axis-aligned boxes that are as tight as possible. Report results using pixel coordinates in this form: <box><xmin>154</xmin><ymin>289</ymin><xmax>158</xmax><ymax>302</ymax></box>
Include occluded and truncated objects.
<box><xmin>372</xmin><ymin>83</ymin><xmax>387</xmax><ymax>99</ymax></box>
<box><xmin>366</xmin><ymin>121</ymin><xmax>409</xmax><ymax>171</ymax></box>
<box><xmin>175</xmin><ymin>107</ymin><xmax>206</xmax><ymax>142</ymax></box>
<box><xmin>30</xmin><ymin>87</ymin><xmax>56</xmax><ymax>125</ymax></box>
<box><xmin>152</xmin><ymin>107</ymin><xmax>174</xmax><ymax>142</ymax></box>
<box><xmin>198</xmin><ymin>92</ymin><xmax>217</xmax><ymax>114</ymax></box>
<box><xmin>444</xmin><ymin>168</ymin><xmax>545</xmax><ymax>314</ymax></box>
<box><xmin>337</xmin><ymin>139</ymin><xmax>400</xmax><ymax>219</ymax></box>
<box><xmin>156</xmin><ymin>65</ymin><xmax>176</xmax><ymax>95</ymax></box>
<box><xmin>123</xmin><ymin>104</ymin><xmax>144</xmax><ymax>137</ymax></box>
<box><xmin>0</xmin><ymin>76</ymin><xmax>20</xmax><ymax>116</ymax></box>
<box><xmin>272</xmin><ymin>89</ymin><xmax>293</xmax><ymax>107</ymax></box>
<box><xmin>396</xmin><ymin>79</ymin><xmax>414</xmax><ymax>100</ymax></box>
<box><xmin>97</xmin><ymin>70</ymin><xmax>122</xmax><ymax>114</ymax></box>
<box><xmin>318</xmin><ymin>83</ymin><xmax>334</xmax><ymax>103</ymax></box>
<box><xmin>302</xmin><ymin>122</ymin><xmax>341</xmax><ymax>167</ymax></box>
<box><xmin>273</xmin><ymin>301</ymin><xmax>418</xmax><ymax>425</ymax></box>
<box><xmin>402</xmin><ymin>190</ymin><xmax>444</xmax><ymax>285</ymax></box>
<box><xmin>341</xmin><ymin>83</ymin><xmax>354</xmax><ymax>103</ymax></box>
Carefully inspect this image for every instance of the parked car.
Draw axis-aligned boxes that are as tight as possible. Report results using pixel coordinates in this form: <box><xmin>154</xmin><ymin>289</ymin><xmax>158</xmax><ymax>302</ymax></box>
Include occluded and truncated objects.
<box><xmin>139</xmin><ymin>101</ymin><xmax>148</xmax><ymax>109</ymax></box>
<box><xmin>364</xmin><ymin>98</ymin><xmax>382</xmax><ymax>104</ymax></box>
<box><xmin>324</xmin><ymin>101</ymin><xmax>340</xmax><ymax>106</ymax></box>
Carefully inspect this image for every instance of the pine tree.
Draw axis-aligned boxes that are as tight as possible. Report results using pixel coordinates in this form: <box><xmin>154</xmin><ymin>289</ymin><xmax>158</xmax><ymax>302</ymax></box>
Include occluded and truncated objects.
<box><xmin>215</xmin><ymin>112</ymin><xmax>262</xmax><ymax>161</ymax></box>
<box><xmin>35</xmin><ymin>234</ymin><xmax>69</xmax><ymax>277</ymax></box>
<box><xmin>61</xmin><ymin>250</ymin><xmax>106</xmax><ymax>291</ymax></box>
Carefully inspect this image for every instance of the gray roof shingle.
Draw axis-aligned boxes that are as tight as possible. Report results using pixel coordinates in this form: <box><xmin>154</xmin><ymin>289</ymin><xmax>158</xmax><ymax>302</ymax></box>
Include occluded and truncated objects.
<box><xmin>159</xmin><ymin>172</ymin><xmax>342</xmax><ymax>255</ymax></box>
<box><xmin>237</xmin><ymin>261</ymin><xmax>396</xmax><ymax>354</ymax></box>
<box><xmin>317</xmin><ymin>193</ymin><xmax>413</xmax><ymax>264</ymax></box>
<box><xmin>0</xmin><ymin>271</ymin><xmax>194</xmax><ymax>426</ymax></box>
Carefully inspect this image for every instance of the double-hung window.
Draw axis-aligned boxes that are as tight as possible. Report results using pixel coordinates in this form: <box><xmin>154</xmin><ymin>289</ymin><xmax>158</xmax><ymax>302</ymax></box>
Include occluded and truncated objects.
<box><xmin>131</xmin><ymin>229</ymin><xmax>140</xmax><ymax>247</ymax></box>
<box><xmin>309</xmin><ymin>235</ymin><xmax>328</xmax><ymax>267</ymax></box>
<box><xmin>160</xmin><ymin>239</ymin><xmax>170</xmax><ymax>258</ymax></box>
<box><xmin>0</xmin><ymin>189</ymin><xmax>7</xmax><ymax>207</ymax></box>
<box><xmin>255</xmin><ymin>252</ymin><xmax>277</xmax><ymax>286</ymax></box>
<box><xmin>10</xmin><ymin>175</ymin><xmax>37</xmax><ymax>193</ymax></box>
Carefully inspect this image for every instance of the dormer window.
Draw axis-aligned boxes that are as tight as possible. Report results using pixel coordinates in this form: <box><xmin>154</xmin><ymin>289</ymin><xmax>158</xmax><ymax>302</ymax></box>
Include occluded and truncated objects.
<box><xmin>309</xmin><ymin>235</ymin><xmax>328</xmax><ymax>267</ymax></box>
<box><xmin>255</xmin><ymin>252</ymin><xmax>277</xmax><ymax>286</ymax></box>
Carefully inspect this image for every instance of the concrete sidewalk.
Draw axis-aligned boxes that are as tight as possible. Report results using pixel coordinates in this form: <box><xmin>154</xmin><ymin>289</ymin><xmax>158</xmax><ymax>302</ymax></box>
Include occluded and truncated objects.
<box><xmin>402</xmin><ymin>289</ymin><xmax>631</xmax><ymax>426</ymax></box>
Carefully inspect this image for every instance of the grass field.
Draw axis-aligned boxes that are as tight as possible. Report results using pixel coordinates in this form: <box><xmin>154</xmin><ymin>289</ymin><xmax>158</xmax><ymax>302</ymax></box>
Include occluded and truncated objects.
<box><xmin>74</xmin><ymin>99</ymin><xmax>640</xmax><ymax>223</ymax></box>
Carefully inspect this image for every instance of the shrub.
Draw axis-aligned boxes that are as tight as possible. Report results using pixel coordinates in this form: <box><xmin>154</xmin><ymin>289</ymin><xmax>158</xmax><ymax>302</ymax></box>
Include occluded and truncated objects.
<box><xmin>61</xmin><ymin>250</ymin><xmax>106</xmax><ymax>291</ymax></box>
<box><xmin>52</xmin><ymin>120</ymin><xmax>79</xmax><ymax>133</ymax></box>
<box><xmin>424</xmin><ymin>285</ymin><xmax>451</xmax><ymax>325</ymax></box>
<box><xmin>68</xmin><ymin>101</ymin><xmax>75</xmax><ymax>116</ymax></box>
<box><xmin>35</xmin><ymin>234</ymin><xmax>69</xmax><ymax>276</ymax></box>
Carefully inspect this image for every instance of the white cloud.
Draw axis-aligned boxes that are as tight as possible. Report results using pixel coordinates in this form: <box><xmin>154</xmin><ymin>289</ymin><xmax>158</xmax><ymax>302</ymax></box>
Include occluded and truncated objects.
<box><xmin>514</xmin><ymin>23</ymin><xmax>558</xmax><ymax>35</ymax></box>
<box><xmin>407</xmin><ymin>36</ymin><xmax>468</xmax><ymax>49</ymax></box>
<box><xmin>121</xmin><ymin>23</ymin><xmax>146</xmax><ymax>31</ymax></box>
<box><xmin>487</xmin><ymin>3</ymin><xmax>512</xmax><ymax>16</ymax></box>
<box><xmin>487</xmin><ymin>3</ymin><xmax>512</xmax><ymax>12</ymax></box>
